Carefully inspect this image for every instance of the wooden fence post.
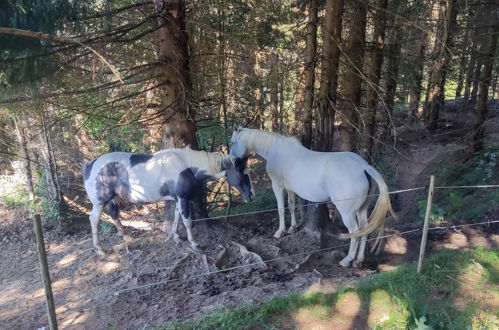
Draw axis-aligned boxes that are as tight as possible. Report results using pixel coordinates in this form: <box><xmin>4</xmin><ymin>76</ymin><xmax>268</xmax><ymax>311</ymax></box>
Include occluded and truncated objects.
<box><xmin>33</xmin><ymin>214</ymin><xmax>58</xmax><ymax>330</ymax></box>
<box><xmin>417</xmin><ymin>175</ymin><xmax>435</xmax><ymax>273</ymax></box>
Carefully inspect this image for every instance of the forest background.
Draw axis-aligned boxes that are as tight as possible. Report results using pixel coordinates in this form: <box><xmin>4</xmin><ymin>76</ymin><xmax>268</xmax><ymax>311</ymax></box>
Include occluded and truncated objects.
<box><xmin>0</xmin><ymin>0</ymin><xmax>498</xmax><ymax>226</ymax></box>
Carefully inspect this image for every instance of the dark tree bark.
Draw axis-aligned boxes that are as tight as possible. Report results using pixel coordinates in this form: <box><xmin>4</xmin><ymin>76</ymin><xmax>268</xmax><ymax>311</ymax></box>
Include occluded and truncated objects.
<box><xmin>408</xmin><ymin>2</ymin><xmax>433</xmax><ymax>117</ymax></box>
<box><xmin>155</xmin><ymin>0</ymin><xmax>198</xmax><ymax>150</ymax></box>
<box><xmin>463</xmin><ymin>27</ymin><xmax>481</xmax><ymax>102</ymax></box>
<box><xmin>423</xmin><ymin>0</ymin><xmax>458</xmax><ymax>132</ymax></box>
<box><xmin>14</xmin><ymin>115</ymin><xmax>35</xmax><ymax>200</ymax></box>
<box><xmin>316</xmin><ymin>0</ymin><xmax>343</xmax><ymax>152</ymax></box>
<box><xmin>471</xmin><ymin>3</ymin><xmax>499</xmax><ymax>153</ymax></box>
<box><xmin>38</xmin><ymin>107</ymin><xmax>67</xmax><ymax>213</ymax></box>
<box><xmin>378</xmin><ymin>15</ymin><xmax>402</xmax><ymax>137</ymax></box>
<box><xmin>154</xmin><ymin>0</ymin><xmax>208</xmax><ymax>221</ymax></box>
<box><xmin>360</xmin><ymin>0</ymin><xmax>388</xmax><ymax>160</ymax></box>
<box><xmin>270</xmin><ymin>53</ymin><xmax>280</xmax><ymax>132</ymax></box>
<box><xmin>301</xmin><ymin>0</ymin><xmax>318</xmax><ymax>148</ymax></box>
<box><xmin>299</xmin><ymin>0</ymin><xmax>331</xmax><ymax>236</ymax></box>
<box><xmin>338</xmin><ymin>0</ymin><xmax>367</xmax><ymax>152</ymax></box>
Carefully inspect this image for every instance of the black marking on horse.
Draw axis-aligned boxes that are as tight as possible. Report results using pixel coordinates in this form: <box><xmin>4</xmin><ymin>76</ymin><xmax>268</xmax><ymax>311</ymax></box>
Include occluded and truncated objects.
<box><xmin>130</xmin><ymin>153</ymin><xmax>153</xmax><ymax>167</ymax></box>
<box><xmin>177</xmin><ymin>168</ymin><xmax>202</xmax><ymax>200</ymax></box>
<box><xmin>190</xmin><ymin>167</ymin><xmax>213</xmax><ymax>181</ymax></box>
<box><xmin>83</xmin><ymin>159</ymin><xmax>96</xmax><ymax>181</ymax></box>
<box><xmin>159</xmin><ymin>179</ymin><xmax>176</xmax><ymax>198</ymax></box>
<box><xmin>106</xmin><ymin>200</ymin><xmax>119</xmax><ymax>219</ymax></box>
<box><xmin>95</xmin><ymin>162</ymin><xmax>132</xmax><ymax>203</ymax></box>
<box><xmin>221</xmin><ymin>158</ymin><xmax>235</xmax><ymax>171</ymax></box>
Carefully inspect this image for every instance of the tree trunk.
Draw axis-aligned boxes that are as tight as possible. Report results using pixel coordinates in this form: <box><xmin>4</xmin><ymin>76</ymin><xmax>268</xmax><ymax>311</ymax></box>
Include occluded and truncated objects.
<box><xmin>360</xmin><ymin>0</ymin><xmax>388</xmax><ymax>160</ymax></box>
<box><xmin>424</xmin><ymin>0</ymin><xmax>458</xmax><ymax>132</ymax></box>
<box><xmin>14</xmin><ymin>115</ymin><xmax>35</xmax><ymax>200</ymax></box>
<box><xmin>154</xmin><ymin>0</ymin><xmax>208</xmax><ymax>221</ymax></box>
<box><xmin>155</xmin><ymin>0</ymin><xmax>198</xmax><ymax>150</ymax></box>
<box><xmin>38</xmin><ymin>107</ymin><xmax>66</xmax><ymax>214</ymax></box>
<box><xmin>293</xmin><ymin>65</ymin><xmax>305</xmax><ymax>135</ymax></box>
<box><xmin>463</xmin><ymin>28</ymin><xmax>480</xmax><ymax>102</ymax></box>
<box><xmin>378</xmin><ymin>15</ymin><xmax>402</xmax><ymax>138</ymax></box>
<box><xmin>299</xmin><ymin>0</ymin><xmax>331</xmax><ymax>235</ymax></box>
<box><xmin>408</xmin><ymin>2</ymin><xmax>433</xmax><ymax>117</ymax></box>
<box><xmin>316</xmin><ymin>0</ymin><xmax>343</xmax><ymax>152</ymax></box>
<box><xmin>338</xmin><ymin>0</ymin><xmax>367</xmax><ymax>152</ymax></box>
<box><xmin>270</xmin><ymin>53</ymin><xmax>280</xmax><ymax>132</ymax></box>
<box><xmin>301</xmin><ymin>0</ymin><xmax>318</xmax><ymax>148</ymax></box>
<box><xmin>471</xmin><ymin>4</ymin><xmax>498</xmax><ymax>153</ymax></box>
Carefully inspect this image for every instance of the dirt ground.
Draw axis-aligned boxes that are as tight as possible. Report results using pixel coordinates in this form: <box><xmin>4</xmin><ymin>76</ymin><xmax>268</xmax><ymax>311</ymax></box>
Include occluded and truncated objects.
<box><xmin>1</xmin><ymin>106</ymin><xmax>499</xmax><ymax>329</ymax></box>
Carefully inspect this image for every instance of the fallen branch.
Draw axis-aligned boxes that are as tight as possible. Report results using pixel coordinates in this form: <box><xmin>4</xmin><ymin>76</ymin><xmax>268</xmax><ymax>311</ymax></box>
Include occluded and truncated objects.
<box><xmin>231</xmin><ymin>241</ymin><xmax>267</xmax><ymax>270</ymax></box>
<box><xmin>213</xmin><ymin>244</ymin><xmax>228</xmax><ymax>270</ymax></box>
<box><xmin>0</xmin><ymin>27</ymin><xmax>122</xmax><ymax>82</ymax></box>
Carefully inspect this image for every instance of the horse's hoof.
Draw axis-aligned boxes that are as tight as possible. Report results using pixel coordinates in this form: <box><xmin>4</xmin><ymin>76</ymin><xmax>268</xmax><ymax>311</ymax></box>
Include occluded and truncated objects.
<box><xmin>273</xmin><ymin>231</ymin><xmax>284</xmax><ymax>239</ymax></box>
<box><xmin>339</xmin><ymin>258</ymin><xmax>351</xmax><ymax>268</ymax></box>
<box><xmin>190</xmin><ymin>243</ymin><xmax>201</xmax><ymax>253</ymax></box>
<box><xmin>352</xmin><ymin>260</ymin><xmax>363</xmax><ymax>268</ymax></box>
<box><xmin>173</xmin><ymin>235</ymin><xmax>182</xmax><ymax>244</ymax></box>
<box><xmin>96</xmin><ymin>248</ymin><xmax>110</xmax><ymax>256</ymax></box>
<box><xmin>287</xmin><ymin>226</ymin><xmax>297</xmax><ymax>234</ymax></box>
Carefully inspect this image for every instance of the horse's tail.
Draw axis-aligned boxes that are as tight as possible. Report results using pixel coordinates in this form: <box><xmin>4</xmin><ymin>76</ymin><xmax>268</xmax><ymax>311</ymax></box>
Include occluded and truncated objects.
<box><xmin>346</xmin><ymin>165</ymin><xmax>397</xmax><ymax>254</ymax></box>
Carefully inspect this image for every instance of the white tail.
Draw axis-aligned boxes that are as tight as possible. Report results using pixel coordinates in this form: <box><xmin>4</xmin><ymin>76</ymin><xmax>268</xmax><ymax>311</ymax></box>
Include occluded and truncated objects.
<box><xmin>343</xmin><ymin>166</ymin><xmax>397</xmax><ymax>252</ymax></box>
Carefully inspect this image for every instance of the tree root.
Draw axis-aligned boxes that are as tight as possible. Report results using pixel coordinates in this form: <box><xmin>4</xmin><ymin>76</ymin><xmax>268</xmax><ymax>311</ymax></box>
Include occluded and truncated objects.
<box><xmin>200</xmin><ymin>253</ymin><xmax>210</xmax><ymax>272</ymax></box>
<box><xmin>213</xmin><ymin>244</ymin><xmax>228</xmax><ymax>270</ymax></box>
<box><xmin>293</xmin><ymin>253</ymin><xmax>313</xmax><ymax>272</ymax></box>
<box><xmin>231</xmin><ymin>240</ymin><xmax>268</xmax><ymax>270</ymax></box>
<box><xmin>168</xmin><ymin>254</ymin><xmax>190</xmax><ymax>279</ymax></box>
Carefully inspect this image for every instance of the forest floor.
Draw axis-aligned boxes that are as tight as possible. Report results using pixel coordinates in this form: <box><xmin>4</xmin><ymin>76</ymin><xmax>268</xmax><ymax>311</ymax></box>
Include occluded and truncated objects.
<box><xmin>1</xmin><ymin>106</ymin><xmax>499</xmax><ymax>329</ymax></box>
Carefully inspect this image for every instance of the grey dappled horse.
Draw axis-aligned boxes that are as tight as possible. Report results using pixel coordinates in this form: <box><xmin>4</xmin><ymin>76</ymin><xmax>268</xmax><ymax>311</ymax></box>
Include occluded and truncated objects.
<box><xmin>83</xmin><ymin>147</ymin><xmax>254</xmax><ymax>252</ymax></box>
<box><xmin>229</xmin><ymin>127</ymin><xmax>396</xmax><ymax>267</ymax></box>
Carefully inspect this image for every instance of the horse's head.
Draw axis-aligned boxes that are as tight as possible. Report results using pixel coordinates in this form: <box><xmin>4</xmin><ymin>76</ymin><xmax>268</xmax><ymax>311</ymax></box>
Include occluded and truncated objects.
<box><xmin>225</xmin><ymin>155</ymin><xmax>254</xmax><ymax>203</ymax></box>
<box><xmin>229</xmin><ymin>126</ymin><xmax>247</xmax><ymax>158</ymax></box>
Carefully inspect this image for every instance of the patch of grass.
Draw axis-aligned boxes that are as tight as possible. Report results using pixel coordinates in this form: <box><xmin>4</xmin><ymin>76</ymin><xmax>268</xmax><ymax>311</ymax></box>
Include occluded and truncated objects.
<box><xmin>415</xmin><ymin>146</ymin><xmax>499</xmax><ymax>222</ymax></box>
<box><xmin>210</xmin><ymin>190</ymin><xmax>278</xmax><ymax>218</ymax></box>
<box><xmin>156</xmin><ymin>248</ymin><xmax>498</xmax><ymax>330</ymax></box>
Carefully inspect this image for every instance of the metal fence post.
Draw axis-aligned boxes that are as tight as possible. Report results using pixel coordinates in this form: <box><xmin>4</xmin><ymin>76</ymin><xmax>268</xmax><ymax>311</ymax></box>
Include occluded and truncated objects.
<box><xmin>417</xmin><ymin>175</ymin><xmax>435</xmax><ymax>273</ymax></box>
<box><xmin>33</xmin><ymin>214</ymin><xmax>58</xmax><ymax>330</ymax></box>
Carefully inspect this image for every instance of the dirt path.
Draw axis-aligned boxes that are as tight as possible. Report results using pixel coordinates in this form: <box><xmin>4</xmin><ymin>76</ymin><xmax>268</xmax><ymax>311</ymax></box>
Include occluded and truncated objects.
<box><xmin>1</xmin><ymin>108</ymin><xmax>498</xmax><ymax>329</ymax></box>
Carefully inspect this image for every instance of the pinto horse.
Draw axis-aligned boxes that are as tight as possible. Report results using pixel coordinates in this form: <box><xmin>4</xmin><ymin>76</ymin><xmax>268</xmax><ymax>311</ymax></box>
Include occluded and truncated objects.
<box><xmin>229</xmin><ymin>127</ymin><xmax>396</xmax><ymax>267</ymax></box>
<box><xmin>83</xmin><ymin>147</ymin><xmax>254</xmax><ymax>252</ymax></box>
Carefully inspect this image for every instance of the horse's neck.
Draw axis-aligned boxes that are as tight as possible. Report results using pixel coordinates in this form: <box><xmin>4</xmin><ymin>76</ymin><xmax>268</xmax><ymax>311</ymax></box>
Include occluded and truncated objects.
<box><xmin>249</xmin><ymin>135</ymin><xmax>302</xmax><ymax>161</ymax></box>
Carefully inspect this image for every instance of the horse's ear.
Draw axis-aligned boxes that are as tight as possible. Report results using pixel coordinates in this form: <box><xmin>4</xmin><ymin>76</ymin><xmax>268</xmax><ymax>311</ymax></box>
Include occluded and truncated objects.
<box><xmin>237</xmin><ymin>125</ymin><xmax>243</xmax><ymax>132</ymax></box>
<box><xmin>232</xmin><ymin>123</ymin><xmax>238</xmax><ymax>132</ymax></box>
<box><xmin>243</xmin><ymin>152</ymin><xmax>255</xmax><ymax>162</ymax></box>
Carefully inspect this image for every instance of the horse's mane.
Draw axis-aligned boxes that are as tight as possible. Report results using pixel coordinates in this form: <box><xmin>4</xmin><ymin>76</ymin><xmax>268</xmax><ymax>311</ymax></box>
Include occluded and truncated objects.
<box><xmin>240</xmin><ymin>128</ymin><xmax>301</xmax><ymax>154</ymax></box>
<box><xmin>178</xmin><ymin>147</ymin><xmax>235</xmax><ymax>175</ymax></box>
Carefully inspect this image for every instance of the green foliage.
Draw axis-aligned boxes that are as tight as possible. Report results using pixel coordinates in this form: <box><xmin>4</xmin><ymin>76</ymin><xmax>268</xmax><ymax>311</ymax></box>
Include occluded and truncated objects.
<box><xmin>158</xmin><ymin>248</ymin><xmax>499</xmax><ymax>330</ymax></box>
<box><xmin>431</xmin><ymin>146</ymin><xmax>499</xmax><ymax>220</ymax></box>
<box><xmin>0</xmin><ymin>0</ymin><xmax>96</xmax><ymax>90</ymax></box>
<box><xmin>417</xmin><ymin>200</ymin><xmax>446</xmax><ymax>222</ymax></box>
<box><xmin>0</xmin><ymin>163</ymin><xmax>62</xmax><ymax>222</ymax></box>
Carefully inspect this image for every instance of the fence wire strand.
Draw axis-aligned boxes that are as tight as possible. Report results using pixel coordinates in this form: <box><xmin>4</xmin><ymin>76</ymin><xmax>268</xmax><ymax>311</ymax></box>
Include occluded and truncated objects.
<box><xmin>83</xmin><ymin>219</ymin><xmax>498</xmax><ymax>300</ymax></box>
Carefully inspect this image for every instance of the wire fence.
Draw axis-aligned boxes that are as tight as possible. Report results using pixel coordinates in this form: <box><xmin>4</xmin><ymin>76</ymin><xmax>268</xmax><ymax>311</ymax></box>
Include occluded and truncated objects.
<box><xmin>27</xmin><ymin>182</ymin><xmax>499</xmax><ymax>314</ymax></box>
<box><xmin>80</xmin><ymin>218</ymin><xmax>498</xmax><ymax>301</ymax></box>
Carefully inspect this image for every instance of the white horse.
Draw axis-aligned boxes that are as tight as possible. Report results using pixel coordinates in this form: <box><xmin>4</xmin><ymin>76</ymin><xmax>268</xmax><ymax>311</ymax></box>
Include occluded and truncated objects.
<box><xmin>83</xmin><ymin>147</ymin><xmax>254</xmax><ymax>253</ymax></box>
<box><xmin>229</xmin><ymin>127</ymin><xmax>396</xmax><ymax>267</ymax></box>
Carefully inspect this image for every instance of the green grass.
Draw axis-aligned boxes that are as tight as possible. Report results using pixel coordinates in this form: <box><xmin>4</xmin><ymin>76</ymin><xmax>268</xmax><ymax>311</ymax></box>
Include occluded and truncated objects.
<box><xmin>416</xmin><ymin>146</ymin><xmax>499</xmax><ymax>222</ymax></box>
<box><xmin>154</xmin><ymin>248</ymin><xmax>498</xmax><ymax>330</ymax></box>
<box><xmin>210</xmin><ymin>190</ymin><xmax>278</xmax><ymax>218</ymax></box>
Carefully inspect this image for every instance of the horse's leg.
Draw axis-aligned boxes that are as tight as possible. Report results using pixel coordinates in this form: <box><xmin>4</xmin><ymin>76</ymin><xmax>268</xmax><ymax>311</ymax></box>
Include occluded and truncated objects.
<box><xmin>89</xmin><ymin>203</ymin><xmax>105</xmax><ymax>252</ymax></box>
<box><xmin>108</xmin><ymin>200</ymin><xmax>125</xmax><ymax>237</ymax></box>
<box><xmin>171</xmin><ymin>203</ymin><xmax>181</xmax><ymax>243</ymax></box>
<box><xmin>178</xmin><ymin>197</ymin><xmax>200</xmax><ymax>251</ymax></box>
<box><xmin>287</xmin><ymin>190</ymin><xmax>297</xmax><ymax>233</ymax></box>
<box><xmin>353</xmin><ymin>206</ymin><xmax>369</xmax><ymax>268</ymax></box>
<box><xmin>271</xmin><ymin>180</ymin><xmax>286</xmax><ymax>238</ymax></box>
<box><xmin>337</xmin><ymin>205</ymin><xmax>359</xmax><ymax>268</ymax></box>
